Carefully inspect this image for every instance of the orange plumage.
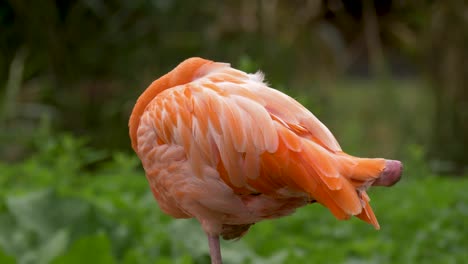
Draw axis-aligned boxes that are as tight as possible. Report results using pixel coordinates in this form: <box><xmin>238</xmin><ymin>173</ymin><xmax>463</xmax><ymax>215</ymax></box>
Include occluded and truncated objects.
<box><xmin>129</xmin><ymin>57</ymin><xmax>402</xmax><ymax>263</ymax></box>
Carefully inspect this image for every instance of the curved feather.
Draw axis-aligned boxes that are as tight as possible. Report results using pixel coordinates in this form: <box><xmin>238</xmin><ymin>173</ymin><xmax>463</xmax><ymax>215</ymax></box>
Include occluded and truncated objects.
<box><xmin>130</xmin><ymin>57</ymin><xmax>388</xmax><ymax>231</ymax></box>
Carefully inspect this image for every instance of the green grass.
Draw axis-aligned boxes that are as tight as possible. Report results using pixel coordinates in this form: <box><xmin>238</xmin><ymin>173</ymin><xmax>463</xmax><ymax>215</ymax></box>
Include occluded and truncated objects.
<box><xmin>0</xmin><ymin>134</ymin><xmax>466</xmax><ymax>264</ymax></box>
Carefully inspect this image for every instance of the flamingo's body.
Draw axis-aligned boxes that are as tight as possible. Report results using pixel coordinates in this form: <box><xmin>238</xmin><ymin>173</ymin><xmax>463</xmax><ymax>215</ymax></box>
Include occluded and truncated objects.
<box><xmin>129</xmin><ymin>58</ymin><xmax>402</xmax><ymax>263</ymax></box>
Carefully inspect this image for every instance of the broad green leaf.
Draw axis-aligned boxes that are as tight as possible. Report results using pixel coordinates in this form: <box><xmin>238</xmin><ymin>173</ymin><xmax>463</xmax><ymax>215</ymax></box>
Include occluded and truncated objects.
<box><xmin>0</xmin><ymin>248</ymin><xmax>15</xmax><ymax>264</ymax></box>
<box><xmin>6</xmin><ymin>189</ymin><xmax>90</xmax><ymax>238</ymax></box>
<box><xmin>154</xmin><ymin>257</ymin><xmax>173</xmax><ymax>264</ymax></box>
<box><xmin>52</xmin><ymin>233</ymin><xmax>115</xmax><ymax>264</ymax></box>
<box><xmin>122</xmin><ymin>249</ymin><xmax>147</xmax><ymax>264</ymax></box>
<box><xmin>35</xmin><ymin>229</ymin><xmax>69</xmax><ymax>264</ymax></box>
<box><xmin>176</xmin><ymin>254</ymin><xmax>194</xmax><ymax>264</ymax></box>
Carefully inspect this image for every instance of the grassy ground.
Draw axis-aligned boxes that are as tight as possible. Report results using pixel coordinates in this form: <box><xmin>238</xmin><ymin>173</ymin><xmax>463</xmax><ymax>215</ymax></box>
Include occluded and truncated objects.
<box><xmin>0</xmin><ymin>134</ymin><xmax>466</xmax><ymax>264</ymax></box>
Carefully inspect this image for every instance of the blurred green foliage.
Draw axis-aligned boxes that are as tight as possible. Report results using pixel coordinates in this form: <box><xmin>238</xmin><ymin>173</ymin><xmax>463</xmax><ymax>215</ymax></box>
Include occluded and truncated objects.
<box><xmin>0</xmin><ymin>0</ymin><xmax>438</xmax><ymax>159</ymax></box>
<box><xmin>1</xmin><ymin>1</ymin><xmax>465</xmax><ymax>173</ymax></box>
<box><xmin>0</xmin><ymin>1</ymin><xmax>467</xmax><ymax>263</ymax></box>
<box><xmin>0</xmin><ymin>134</ymin><xmax>467</xmax><ymax>264</ymax></box>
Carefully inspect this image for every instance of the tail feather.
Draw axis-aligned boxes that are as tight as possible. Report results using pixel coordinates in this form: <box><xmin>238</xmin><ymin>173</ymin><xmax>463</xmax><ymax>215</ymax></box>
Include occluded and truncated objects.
<box><xmin>337</xmin><ymin>154</ymin><xmax>386</xmax><ymax>183</ymax></box>
<box><xmin>273</xmin><ymin>136</ymin><xmax>387</xmax><ymax>226</ymax></box>
<box><xmin>356</xmin><ymin>191</ymin><xmax>380</xmax><ymax>229</ymax></box>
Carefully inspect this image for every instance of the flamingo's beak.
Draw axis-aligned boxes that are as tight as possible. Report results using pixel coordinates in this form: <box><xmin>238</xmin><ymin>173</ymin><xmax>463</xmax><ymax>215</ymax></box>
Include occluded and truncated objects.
<box><xmin>372</xmin><ymin>160</ymin><xmax>403</xmax><ymax>187</ymax></box>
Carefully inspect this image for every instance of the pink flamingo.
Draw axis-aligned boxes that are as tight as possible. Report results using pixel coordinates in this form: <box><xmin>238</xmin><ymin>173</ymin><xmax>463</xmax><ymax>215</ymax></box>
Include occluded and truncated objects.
<box><xmin>129</xmin><ymin>58</ymin><xmax>402</xmax><ymax>264</ymax></box>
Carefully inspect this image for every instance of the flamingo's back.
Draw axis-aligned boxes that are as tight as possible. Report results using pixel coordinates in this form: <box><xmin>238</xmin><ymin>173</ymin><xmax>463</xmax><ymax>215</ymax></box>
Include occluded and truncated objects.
<box><xmin>130</xmin><ymin>58</ymin><xmax>400</xmax><ymax>238</ymax></box>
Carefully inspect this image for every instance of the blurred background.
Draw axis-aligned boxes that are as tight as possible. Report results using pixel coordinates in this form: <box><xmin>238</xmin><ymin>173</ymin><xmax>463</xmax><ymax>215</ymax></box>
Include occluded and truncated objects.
<box><xmin>0</xmin><ymin>0</ymin><xmax>466</xmax><ymax>263</ymax></box>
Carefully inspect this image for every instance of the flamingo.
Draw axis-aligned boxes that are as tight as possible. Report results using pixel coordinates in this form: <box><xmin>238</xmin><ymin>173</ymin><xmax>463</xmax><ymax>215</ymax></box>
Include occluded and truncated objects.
<box><xmin>129</xmin><ymin>57</ymin><xmax>402</xmax><ymax>264</ymax></box>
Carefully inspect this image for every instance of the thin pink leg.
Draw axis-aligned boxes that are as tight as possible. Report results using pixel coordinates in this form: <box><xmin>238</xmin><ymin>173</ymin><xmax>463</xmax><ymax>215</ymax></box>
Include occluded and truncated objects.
<box><xmin>207</xmin><ymin>234</ymin><xmax>222</xmax><ymax>264</ymax></box>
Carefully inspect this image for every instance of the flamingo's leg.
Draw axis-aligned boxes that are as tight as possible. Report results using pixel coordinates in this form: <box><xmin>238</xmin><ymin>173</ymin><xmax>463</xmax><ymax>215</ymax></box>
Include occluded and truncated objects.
<box><xmin>207</xmin><ymin>234</ymin><xmax>222</xmax><ymax>264</ymax></box>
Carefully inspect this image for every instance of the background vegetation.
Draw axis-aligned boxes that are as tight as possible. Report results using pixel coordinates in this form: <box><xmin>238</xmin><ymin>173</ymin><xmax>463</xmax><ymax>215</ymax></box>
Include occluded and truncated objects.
<box><xmin>1</xmin><ymin>0</ymin><xmax>467</xmax><ymax>263</ymax></box>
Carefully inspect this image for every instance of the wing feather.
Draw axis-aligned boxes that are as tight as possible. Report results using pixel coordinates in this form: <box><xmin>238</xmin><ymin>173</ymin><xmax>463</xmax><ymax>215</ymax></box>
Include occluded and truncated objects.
<box><xmin>247</xmin><ymin>84</ymin><xmax>342</xmax><ymax>152</ymax></box>
<box><xmin>143</xmin><ymin>64</ymin><xmax>382</xmax><ymax>227</ymax></box>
